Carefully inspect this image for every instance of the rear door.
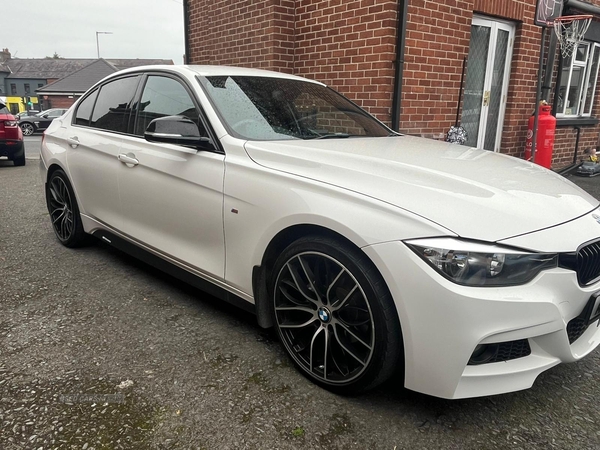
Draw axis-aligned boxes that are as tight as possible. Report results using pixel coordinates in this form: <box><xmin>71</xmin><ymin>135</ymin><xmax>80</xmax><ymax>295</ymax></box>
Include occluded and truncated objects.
<box><xmin>118</xmin><ymin>73</ymin><xmax>225</xmax><ymax>278</ymax></box>
<box><xmin>67</xmin><ymin>76</ymin><xmax>140</xmax><ymax>229</ymax></box>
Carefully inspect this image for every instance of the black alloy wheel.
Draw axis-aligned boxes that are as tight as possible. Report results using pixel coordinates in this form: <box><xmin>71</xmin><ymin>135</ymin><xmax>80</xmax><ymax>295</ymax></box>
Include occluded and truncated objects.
<box><xmin>271</xmin><ymin>236</ymin><xmax>402</xmax><ymax>393</ymax></box>
<box><xmin>46</xmin><ymin>169</ymin><xmax>89</xmax><ymax>247</ymax></box>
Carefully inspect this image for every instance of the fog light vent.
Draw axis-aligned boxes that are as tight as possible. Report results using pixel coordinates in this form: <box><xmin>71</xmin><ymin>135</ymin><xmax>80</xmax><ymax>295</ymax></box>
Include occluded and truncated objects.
<box><xmin>566</xmin><ymin>317</ymin><xmax>588</xmax><ymax>344</ymax></box>
<box><xmin>468</xmin><ymin>339</ymin><xmax>531</xmax><ymax>365</ymax></box>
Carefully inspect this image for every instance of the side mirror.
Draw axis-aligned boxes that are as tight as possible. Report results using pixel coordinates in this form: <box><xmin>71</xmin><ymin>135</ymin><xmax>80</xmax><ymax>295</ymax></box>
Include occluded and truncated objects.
<box><xmin>144</xmin><ymin>115</ymin><xmax>214</xmax><ymax>150</ymax></box>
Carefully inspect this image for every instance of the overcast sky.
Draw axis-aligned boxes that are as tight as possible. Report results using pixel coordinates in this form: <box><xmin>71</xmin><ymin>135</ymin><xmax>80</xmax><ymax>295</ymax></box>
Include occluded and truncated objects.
<box><xmin>3</xmin><ymin>0</ymin><xmax>185</xmax><ymax>63</ymax></box>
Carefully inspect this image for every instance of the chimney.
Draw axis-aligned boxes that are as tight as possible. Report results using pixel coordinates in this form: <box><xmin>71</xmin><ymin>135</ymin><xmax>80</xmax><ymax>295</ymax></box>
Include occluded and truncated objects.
<box><xmin>0</xmin><ymin>48</ymin><xmax>11</xmax><ymax>63</ymax></box>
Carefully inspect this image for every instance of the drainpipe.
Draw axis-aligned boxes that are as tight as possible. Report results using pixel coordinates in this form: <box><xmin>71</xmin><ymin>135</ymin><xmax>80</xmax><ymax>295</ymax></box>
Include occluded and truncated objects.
<box><xmin>542</xmin><ymin>32</ymin><xmax>558</xmax><ymax>102</ymax></box>
<box><xmin>183</xmin><ymin>0</ymin><xmax>191</xmax><ymax>64</ymax></box>
<box><xmin>391</xmin><ymin>0</ymin><xmax>408</xmax><ymax>132</ymax></box>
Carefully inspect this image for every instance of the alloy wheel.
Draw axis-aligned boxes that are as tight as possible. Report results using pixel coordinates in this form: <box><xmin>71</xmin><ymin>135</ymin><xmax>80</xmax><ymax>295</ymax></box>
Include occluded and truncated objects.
<box><xmin>48</xmin><ymin>176</ymin><xmax>74</xmax><ymax>241</ymax></box>
<box><xmin>20</xmin><ymin>123</ymin><xmax>34</xmax><ymax>136</ymax></box>
<box><xmin>274</xmin><ymin>252</ymin><xmax>375</xmax><ymax>384</ymax></box>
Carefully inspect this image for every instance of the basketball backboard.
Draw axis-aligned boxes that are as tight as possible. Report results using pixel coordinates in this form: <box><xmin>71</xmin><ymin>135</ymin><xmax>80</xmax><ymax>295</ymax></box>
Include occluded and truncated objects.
<box><xmin>535</xmin><ymin>0</ymin><xmax>564</xmax><ymax>27</ymax></box>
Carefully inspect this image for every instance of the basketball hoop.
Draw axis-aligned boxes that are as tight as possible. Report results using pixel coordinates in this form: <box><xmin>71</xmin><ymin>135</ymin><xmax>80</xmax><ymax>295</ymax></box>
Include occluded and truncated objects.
<box><xmin>554</xmin><ymin>15</ymin><xmax>593</xmax><ymax>58</ymax></box>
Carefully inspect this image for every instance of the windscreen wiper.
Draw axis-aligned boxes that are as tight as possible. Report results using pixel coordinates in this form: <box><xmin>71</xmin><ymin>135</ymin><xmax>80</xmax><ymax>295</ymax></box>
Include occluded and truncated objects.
<box><xmin>311</xmin><ymin>133</ymin><xmax>351</xmax><ymax>139</ymax></box>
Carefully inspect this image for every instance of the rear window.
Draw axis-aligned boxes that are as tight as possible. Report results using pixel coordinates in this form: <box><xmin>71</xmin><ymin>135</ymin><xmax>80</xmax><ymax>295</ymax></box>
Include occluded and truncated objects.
<box><xmin>0</xmin><ymin>106</ymin><xmax>10</xmax><ymax>115</ymax></box>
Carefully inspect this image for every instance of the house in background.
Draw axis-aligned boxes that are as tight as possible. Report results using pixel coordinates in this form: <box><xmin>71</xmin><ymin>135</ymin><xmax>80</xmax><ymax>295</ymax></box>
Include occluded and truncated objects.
<box><xmin>184</xmin><ymin>0</ymin><xmax>600</xmax><ymax>168</ymax></box>
<box><xmin>0</xmin><ymin>48</ymin><xmax>172</xmax><ymax>114</ymax></box>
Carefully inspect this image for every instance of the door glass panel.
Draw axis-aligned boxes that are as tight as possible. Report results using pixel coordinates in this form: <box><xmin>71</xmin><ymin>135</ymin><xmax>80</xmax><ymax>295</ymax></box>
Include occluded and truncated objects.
<box><xmin>91</xmin><ymin>76</ymin><xmax>139</xmax><ymax>133</ymax></box>
<box><xmin>462</xmin><ymin>25</ymin><xmax>491</xmax><ymax>148</ymax></box>
<box><xmin>135</xmin><ymin>76</ymin><xmax>203</xmax><ymax>136</ymax></box>
<box><xmin>75</xmin><ymin>89</ymin><xmax>98</xmax><ymax>126</ymax></box>
<box><xmin>484</xmin><ymin>29</ymin><xmax>509</xmax><ymax>151</ymax></box>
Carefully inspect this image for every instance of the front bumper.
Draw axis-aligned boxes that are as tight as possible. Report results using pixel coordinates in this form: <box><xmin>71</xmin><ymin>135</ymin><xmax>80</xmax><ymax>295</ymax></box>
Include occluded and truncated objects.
<box><xmin>0</xmin><ymin>140</ymin><xmax>24</xmax><ymax>159</ymax></box>
<box><xmin>362</xmin><ymin>239</ymin><xmax>600</xmax><ymax>399</ymax></box>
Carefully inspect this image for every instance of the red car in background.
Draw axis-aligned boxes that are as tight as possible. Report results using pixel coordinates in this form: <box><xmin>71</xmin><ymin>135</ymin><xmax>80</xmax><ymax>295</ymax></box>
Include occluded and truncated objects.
<box><xmin>0</xmin><ymin>103</ymin><xmax>25</xmax><ymax>166</ymax></box>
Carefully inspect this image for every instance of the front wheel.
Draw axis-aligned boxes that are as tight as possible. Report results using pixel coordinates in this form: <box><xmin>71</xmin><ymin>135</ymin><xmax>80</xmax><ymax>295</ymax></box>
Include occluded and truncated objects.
<box><xmin>46</xmin><ymin>169</ymin><xmax>89</xmax><ymax>247</ymax></box>
<box><xmin>270</xmin><ymin>236</ymin><xmax>403</xmax><ymax>394</ymax></box>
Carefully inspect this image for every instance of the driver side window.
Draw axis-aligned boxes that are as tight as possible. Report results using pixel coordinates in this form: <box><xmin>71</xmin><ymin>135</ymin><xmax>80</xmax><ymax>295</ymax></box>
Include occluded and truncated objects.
<box><xmin>134</xmin><ymin>75</ymin><xmax>206</xmax><ymax>137</ymax></box>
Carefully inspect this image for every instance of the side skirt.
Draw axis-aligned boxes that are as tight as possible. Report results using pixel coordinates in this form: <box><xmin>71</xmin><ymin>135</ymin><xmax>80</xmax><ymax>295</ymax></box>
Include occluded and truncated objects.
<box><xmin>91</xmin><ymin>229</ymin><xmax>256</xmax><ymax>315</ymax></box>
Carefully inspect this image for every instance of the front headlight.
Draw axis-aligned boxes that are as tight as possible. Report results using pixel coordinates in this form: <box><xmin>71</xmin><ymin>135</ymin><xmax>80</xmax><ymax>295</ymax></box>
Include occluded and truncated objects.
<box><xmin>405</xmin><ymin>237</ymin><xmax>558</xmax><ymax>287</ymax></box>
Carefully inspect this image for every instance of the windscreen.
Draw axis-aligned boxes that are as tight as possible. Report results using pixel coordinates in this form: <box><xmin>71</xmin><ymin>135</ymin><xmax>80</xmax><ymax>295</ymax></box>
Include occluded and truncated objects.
<box><xmin>199</xmin><ymin>76</ymin><xmax>390</xmax><ymax>141</ymax></box>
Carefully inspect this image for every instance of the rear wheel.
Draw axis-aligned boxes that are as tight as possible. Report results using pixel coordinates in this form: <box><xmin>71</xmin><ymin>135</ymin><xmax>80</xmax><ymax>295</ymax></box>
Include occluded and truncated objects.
<box><xmin>270</xmin><ymin>235</ymin><xmax>402</xmax><ymax>394</ymax></box>
<box><xmin>46</xmin><ymin>169</ymin><xmax>89</xmax><ymax>247</ymax></box>
<box><xmin>20</xmin><ymin>122</ymin><xmax>35</xmax><ymax>136</ymax></box>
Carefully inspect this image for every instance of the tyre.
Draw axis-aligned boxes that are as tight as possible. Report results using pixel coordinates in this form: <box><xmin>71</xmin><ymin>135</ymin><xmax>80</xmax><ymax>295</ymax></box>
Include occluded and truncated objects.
<box><xmin>20</xmin><ymin>122</ymin><xmax>35</xmax><ymax>136</ymax></box>
<box><xmin>270</xmin><ymin>235</ymin><xmax>402</xmax><ymax>394</ymax></box>
<box><xmin>13</xmin><ymin>153</ymin><xmax>25</xmax><ymax>166</ymax></box>
<box><xmin>46</xmin><ymin>169</ymin><xmax>89</xmax><ymax>247</ymax></box>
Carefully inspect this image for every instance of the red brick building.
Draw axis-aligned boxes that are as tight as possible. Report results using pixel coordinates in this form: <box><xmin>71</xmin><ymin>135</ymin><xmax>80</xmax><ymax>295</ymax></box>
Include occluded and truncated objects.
<box><xmin>185</xmin><ymin>0</ymin><xmax>600</xmax><ymax>168</ymax></box>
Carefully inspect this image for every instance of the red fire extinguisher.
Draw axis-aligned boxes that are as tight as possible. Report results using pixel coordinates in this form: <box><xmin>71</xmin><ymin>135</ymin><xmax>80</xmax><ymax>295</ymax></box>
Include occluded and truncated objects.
<box><xmin>524</xmin><ymin>102</ymin><xmax>557</xmax><ymax>169</ymax></box>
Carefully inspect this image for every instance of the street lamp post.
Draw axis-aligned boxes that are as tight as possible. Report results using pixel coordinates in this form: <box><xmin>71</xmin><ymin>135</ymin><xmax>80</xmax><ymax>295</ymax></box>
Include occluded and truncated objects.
<box><xmin>96</xmin><ymin>31</ymin><xmax>113</xmax><ymax>58</ymax></box>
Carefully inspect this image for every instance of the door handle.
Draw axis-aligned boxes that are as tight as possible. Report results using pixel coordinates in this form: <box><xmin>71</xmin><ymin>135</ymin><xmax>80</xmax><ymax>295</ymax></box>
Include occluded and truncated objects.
<box><xmin>483</xmin><ymin>90</ymin><xmax>490</xmax><ymax>107</ymax></box>
<box><xmin>118</xmin><ymin>152</ymin><xmax>139</xmax><ymax>166</ymax></box>
<box><xmin>67</xmin><ymin>136</ymin><xmax>79</xmax><ymax>148</ymax></box>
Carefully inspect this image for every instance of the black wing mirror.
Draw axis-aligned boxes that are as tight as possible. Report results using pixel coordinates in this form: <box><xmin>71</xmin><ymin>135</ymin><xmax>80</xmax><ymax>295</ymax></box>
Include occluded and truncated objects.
<box><xmin>144</xmin><ymin>115</ymin><xmax>214</xmax><ymax>150</ymax></box>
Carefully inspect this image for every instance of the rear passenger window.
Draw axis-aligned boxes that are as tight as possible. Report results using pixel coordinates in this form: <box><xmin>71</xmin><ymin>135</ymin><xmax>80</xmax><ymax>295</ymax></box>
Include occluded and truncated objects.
<box><xmin>74</xmin><ymin>89</ymin><xmax>98</xmax><ymax>126</ymax></box>
<box><xmin>135</xmin><ymin>76</ymin><xmax>206</xmax><ymax>136</ymax></box>
<box><xmin>91</xmin><ymin>76</ymin><xmax>139</xmax><ymax>133</ymax></box>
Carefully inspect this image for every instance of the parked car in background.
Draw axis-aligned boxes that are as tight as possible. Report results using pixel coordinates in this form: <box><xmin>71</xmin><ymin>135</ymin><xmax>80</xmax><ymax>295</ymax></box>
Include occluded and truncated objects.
<box><xmin>40</xmin><ymin>65</ymin><xmax>600</xmax><ymax>399</ymax></box>
<box><xmin>16</xmin><ymin>109</ymin><xmax>40</xmax><ymax>120</ymax></box>
<box><xmin>19</xmin><ymin>108</ymin><xmax>67</xmax><ymax>135</ymax></box>
<box><xmin>0</xmin><ymin>103</ymin><xmax>25</xmax><ymax>166</ymax></box>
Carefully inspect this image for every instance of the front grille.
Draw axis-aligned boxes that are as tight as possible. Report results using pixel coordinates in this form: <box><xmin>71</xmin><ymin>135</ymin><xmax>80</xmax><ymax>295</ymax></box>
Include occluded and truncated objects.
<box><xmin>577</xmin><ymin>240</ymin><xmax>600</xmax><ymax>285</ymax></box>
<box><xmin>567</xmin><ymin>317</ymin><xmax>588</xmax><ymax>344</ymax></box>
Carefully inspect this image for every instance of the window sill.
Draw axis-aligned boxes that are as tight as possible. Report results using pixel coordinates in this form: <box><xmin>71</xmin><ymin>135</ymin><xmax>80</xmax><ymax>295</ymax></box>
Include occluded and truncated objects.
<box><xmin>556</xmin><ymin>117</ymin><xmax>599</xmax><ymax>126</ymax></box>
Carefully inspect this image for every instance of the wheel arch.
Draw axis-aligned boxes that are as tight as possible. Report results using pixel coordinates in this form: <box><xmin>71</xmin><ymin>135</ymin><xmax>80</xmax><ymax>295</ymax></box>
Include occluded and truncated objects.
<box><xmin>46</xmin><ymin>163</ymin><xmax>66</xmax><ymax>183</ymax></box>
<box><xmin>252</xmin><ymin>223</ymin><xmax>395</xmax><ymax>330</ymax></box>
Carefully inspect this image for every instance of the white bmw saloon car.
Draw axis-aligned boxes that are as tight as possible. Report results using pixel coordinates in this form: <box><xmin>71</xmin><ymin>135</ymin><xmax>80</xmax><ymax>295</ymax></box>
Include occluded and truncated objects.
<box><xmin>40</xmin><ymin>65</ymin><xmax>600</xmax><ymax>399</ymax></box>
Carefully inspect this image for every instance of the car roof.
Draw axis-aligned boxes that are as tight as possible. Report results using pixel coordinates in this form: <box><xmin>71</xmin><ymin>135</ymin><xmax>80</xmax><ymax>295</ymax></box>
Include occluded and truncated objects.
<box><xmin>109</xmin><ymin>65</ymin><xmax>325</xmax><ymax>86</ymax></box>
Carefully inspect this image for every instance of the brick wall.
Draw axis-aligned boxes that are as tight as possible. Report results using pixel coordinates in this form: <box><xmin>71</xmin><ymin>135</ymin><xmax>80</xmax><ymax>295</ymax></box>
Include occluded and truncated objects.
<box><xmin>188</xmin><ymin>0</ymin><xmax>600</xmax><ymax>168</ymax></box>
<box><xmin>188</xmin><ymin>0</ymin><xmax>397</xmax><ymax>125</ymax></box>
<box><xmin>187</xmin><ymin>0</ymin><xmax>295</xmax><ymax>71</ymax></box>
<box><xmin>400</xmin><ymin>0</ymin><xmax>471</xmax><ymax>138</ymax></box>
<box><xmin>293</xmin><ymin>0</ymin><xmax>397</xmax><ymax>121</ymax></box>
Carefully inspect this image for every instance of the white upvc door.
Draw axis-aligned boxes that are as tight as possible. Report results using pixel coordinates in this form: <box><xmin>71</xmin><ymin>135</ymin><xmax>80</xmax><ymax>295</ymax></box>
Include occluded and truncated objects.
<box><xmin>462</xmin><ymin>17</ymin><xmax>515</xmax><ymax>152</ymax></box>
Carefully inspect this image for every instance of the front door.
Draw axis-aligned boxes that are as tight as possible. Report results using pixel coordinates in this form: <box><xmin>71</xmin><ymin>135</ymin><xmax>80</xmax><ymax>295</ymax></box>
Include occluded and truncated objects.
<box><xmin>462</xmin><ymin>17</ymin><xmax>515</xmax><ymax>151</ymax></box>
<box><xmin>117</xmin><ymin>74</ymin><xmax>226</xmax><ymax>279</ymax></box>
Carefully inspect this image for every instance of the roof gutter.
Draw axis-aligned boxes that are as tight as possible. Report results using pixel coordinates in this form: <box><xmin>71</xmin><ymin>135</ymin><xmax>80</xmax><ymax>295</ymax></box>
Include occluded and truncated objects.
<box><xmin>183</xmin><ymin>0</ymin><xmax>191</xmax><ymax>64</ymax></box>
<box><xmin>564</xmin><ymin>0</ymin><xmax>600</xmax><ymax>15</ymax></box>
<box><xmin>391</xmin><ymin>0</ymin><xmax>408</xmax><ymax>132</ymax></box>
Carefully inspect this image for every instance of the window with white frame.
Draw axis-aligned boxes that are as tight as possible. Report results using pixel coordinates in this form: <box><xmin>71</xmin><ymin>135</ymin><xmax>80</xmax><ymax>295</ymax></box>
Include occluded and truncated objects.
<box><xmin>557</xmin><ymin>41</ymin><xmax>600</xmax><ymax>117</ymax></box>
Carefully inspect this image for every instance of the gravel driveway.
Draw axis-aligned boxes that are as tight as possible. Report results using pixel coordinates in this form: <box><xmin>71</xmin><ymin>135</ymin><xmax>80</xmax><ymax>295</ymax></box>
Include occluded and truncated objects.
<box><xmin>1</xmin><ymin>161</ymin><xmax>599</xmax><ymax>449</ymax></box>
